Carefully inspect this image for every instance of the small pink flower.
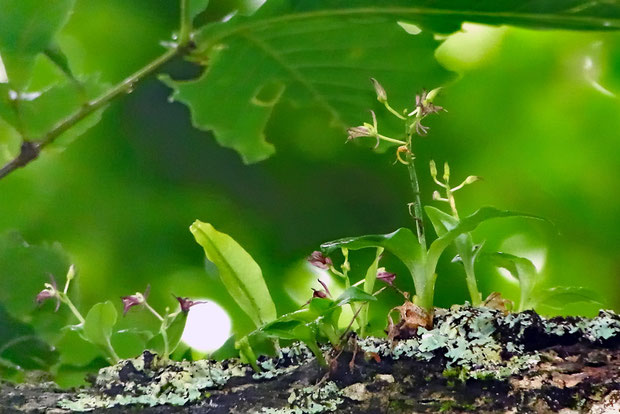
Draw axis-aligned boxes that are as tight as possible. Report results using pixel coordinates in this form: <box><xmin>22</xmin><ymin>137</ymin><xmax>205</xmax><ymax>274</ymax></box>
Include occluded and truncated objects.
<box><xmin>377</xmin><ymin>268</ymin><xmax>396</xmax><ymax>286</ymax></box>
<box><xmin>307</xmin><ymin>251</ymin><xmax>332</xmax><ymax>269</ymax></box>
<box><xmin>175</xmin><ymin>296</ymin><xmax>206</xmax><ymax>312</ymax></box>
<box><xmin>121</xmin><ymin>285</ymin><xmax>150</xmax><ymax>316</ymax></box>
<box><xmin>35</xmin><ymin>274</ymin><xmax>60</xmax><ymax>312</ymax></box>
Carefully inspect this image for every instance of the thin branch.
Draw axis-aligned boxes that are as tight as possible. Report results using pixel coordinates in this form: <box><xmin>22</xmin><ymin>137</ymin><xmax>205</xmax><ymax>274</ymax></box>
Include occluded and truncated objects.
<box><xmin>0</xmin><ymin>45</ymin><xmax>185</xmax><ymax>181</ymax></box>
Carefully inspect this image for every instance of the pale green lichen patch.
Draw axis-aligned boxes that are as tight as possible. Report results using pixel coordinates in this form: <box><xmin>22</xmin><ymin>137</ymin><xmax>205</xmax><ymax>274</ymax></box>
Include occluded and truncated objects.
<box><xmin>258</xmin><ymin>381</ymin><xmax>343</xmax><ymax>414</ymax></box>
<box><xmin>253</xmin><ymin>343</ymin><xmax>315</xmax><ymax>380</ymax></box>
<box><xmin>59</xmin><ymin>351</ymin><xmax>249</xmax><ymax>411</ymax></box>
<box><xmin>360</xmin><ymin>306</ymin><xmax>620</xmax><ymax>381</ymax></box>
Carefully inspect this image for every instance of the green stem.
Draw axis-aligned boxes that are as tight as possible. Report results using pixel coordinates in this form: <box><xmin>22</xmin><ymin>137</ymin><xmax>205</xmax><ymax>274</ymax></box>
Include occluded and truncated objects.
<box><xmin>60</xmin><ymin>295</ymin><xmax>86</xmax><ymax>325</ymax></box>
<box><xmin>406</xmin><ymin>133</ymin><xmax>427</xmax><ymax>251</ymax></box>
<box><xmin>104</xmin><ymin>337</ymin><xmax>120</xmax><ymax>364</ymax></box>
<box><xmin>384</xmin><ymin>102</ymin><xmax>406</xmax><ymax>120</ymax></box>
<box><xmin>179</xmin><ymin>0</ymin><xmax>192</xmax><ymax>46</ymax></box>
<box><xmin>463</xmin><ymin>262</ymin><xmax>482</xmax><ymax>306</ymax></box>
<box><xmin>377</xmin><ymin>134</ymin><xmax>407</xmax><ymax>145</ymax></box>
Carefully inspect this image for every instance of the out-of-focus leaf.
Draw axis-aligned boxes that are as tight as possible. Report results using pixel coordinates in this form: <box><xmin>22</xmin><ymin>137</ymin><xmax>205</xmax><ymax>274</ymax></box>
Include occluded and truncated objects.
<box><xmin>81</xmin><ymin>301</ymin><xmax>117</xmax><ymax>348</ymax></box>
<box><xmin>484</xmin><ymin>251</ymin><xmax>538</xmax><ymax>311</ymax></box>
<box><xmin>190</xmin><ymin>0</ymin><xmax>211</xmax><ymax>21</ymax></box>
<box><xmin>0</xmin><ymin>232</ymin><xmax>71</xmax><ymax>340</ymax></box>
<box><xmin>0</xmin><ymin>304</ymin><xmax>57</xmax><ymax>371</ymax></box>
<box><xmin>533</xmin><ymin>286</ymin><xmax>604</xmax><ymax>310</ymax></box>
<box><xmin>0</xmin><ymin>77</ymin><xmax>108</xmax><ymax>147</ymax></box>
<box><xmin>56</xmin><ymin>329</ymin><xmax>99</xmax><ymax>367</ymax></box>
<box><xmin>190</xmin><ymin>220</ymin><xmax>277</xmax><ymax>327</ymax></box>
<box><xmin>0</xmin><ymin>0</ymin><xmax>76</xmax><ymax>90</ymax></box>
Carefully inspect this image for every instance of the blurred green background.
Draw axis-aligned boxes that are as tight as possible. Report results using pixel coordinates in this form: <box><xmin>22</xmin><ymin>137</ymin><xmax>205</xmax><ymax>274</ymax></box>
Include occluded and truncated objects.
<box><xmin>1</xmin><ymin>0</ymin><xmax>619</xmax><ymax>366</ymax></box>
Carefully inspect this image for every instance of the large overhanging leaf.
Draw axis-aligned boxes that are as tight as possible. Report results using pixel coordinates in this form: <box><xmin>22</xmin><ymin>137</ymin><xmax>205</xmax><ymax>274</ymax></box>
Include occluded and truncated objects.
<box><xmin>162</xmin><ymin>0</ymin><xmax>620</xmax><ymax>163</ymax></box>
<box><xmin>162</xmin><ymin>1</ymin><xmax>453</xmax><ymax>163</ymax></box>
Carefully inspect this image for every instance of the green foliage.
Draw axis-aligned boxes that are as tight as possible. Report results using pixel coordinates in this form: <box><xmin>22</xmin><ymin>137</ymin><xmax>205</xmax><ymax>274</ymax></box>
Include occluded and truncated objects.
<box><xmin>190</xmin><ymin>220</ymin><xmax>277</xmax><ymax>327</ymax></box>
<box><xmin>0</xmin><ymin>0</ymin><xmax>619</xmax><ymax>385</ymax></box>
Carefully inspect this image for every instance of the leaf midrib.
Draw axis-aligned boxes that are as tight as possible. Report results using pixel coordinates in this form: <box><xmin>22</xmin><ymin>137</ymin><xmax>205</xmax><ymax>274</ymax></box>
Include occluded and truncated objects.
<box><xmin>198</xmin><ymin>229</ymin><xmax>270</xmax><ymax>326</ymax></box>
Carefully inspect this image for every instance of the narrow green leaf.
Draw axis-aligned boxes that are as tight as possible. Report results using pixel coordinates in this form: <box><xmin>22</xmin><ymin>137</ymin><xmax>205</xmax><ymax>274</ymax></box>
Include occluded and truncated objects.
<box><xmin>0</xmin><ymin>0</ymin><xmax>76</xmax><ymax>90</ymax></box>
<box><xmin>81</xmin><ymin>301</ymin><xmax>117</xmax><ymax>348</ymax></box>
<box><xmin>190</xmin><ymin>220</ymin><xmax>277</xmax><ymax>327</ymax></box>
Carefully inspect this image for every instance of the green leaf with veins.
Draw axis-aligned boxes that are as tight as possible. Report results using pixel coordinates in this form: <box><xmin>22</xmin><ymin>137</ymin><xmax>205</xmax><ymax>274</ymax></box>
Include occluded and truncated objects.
<box><xmin>163</xmin><ymin>0</ymin><xmax>620</xmax><ymax>163</ymax></box>
<box><xmin>162</xmin><ymin>0</ymin><xmax>452</xmax><ymax>163</ymax></box>
<box><xmin>190</xmin><ymin>220</ymin><xmax>277</xmax><ymax>327</ymax></box>
<box><xmin>0</xmin><ymin>0</ymin><xmax>76</xmax><ymax>90</ymax></box>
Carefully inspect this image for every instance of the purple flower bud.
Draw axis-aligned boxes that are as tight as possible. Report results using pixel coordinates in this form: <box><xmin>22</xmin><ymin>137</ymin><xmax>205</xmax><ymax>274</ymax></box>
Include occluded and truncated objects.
<box><xmin>346</xmin><ymin>126</ymin><xmax>371</xmax><ymax>141</ymax></box>
<box><xmin>175</xmin><ymin>296</ymin><xmax>206</xmax><ymax>312</ymax></box>
<box><xmin>377</xmin><ymin>268</ymin><xmax>396</xmax><ymax>286</ymax></box>
<box><xmin>307</xmin><ymin>251</ymin><xmax>332</xmax><ymax>269</ymax></box>
<box><xmin>35</xmin><ymin>274</ymin><xmax>60</xmax><ymax>312</ymax></box>
<box><xmin>312</xmin><ymin>289</ymin><xmax>328</xmax><ymax>299</ymax></box>
<box><xmin>121</xmin><ymin>284</ymin><xmax>150</xmax><ymax>316</ymax></box>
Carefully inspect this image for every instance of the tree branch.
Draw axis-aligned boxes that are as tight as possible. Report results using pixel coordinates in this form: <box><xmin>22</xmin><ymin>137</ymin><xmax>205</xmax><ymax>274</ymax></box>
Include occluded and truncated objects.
<box><xmin>0</xmin><ymin>45</ymin><xmax>186</xmax><ymax>181</ymax></box>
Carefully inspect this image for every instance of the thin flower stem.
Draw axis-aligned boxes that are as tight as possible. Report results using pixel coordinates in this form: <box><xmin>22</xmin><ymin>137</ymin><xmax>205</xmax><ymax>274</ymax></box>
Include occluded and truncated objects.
<box><xmin>60</xmin><ymin>295</ymin><xmax>86</xmax><ymax>325</ymax></box>
<box><xmin>406</xmin><ymin>133</ymin><xmax>427</xmax><ymax>251</ymax></box>
<box><xmin>105</xmin><ymin>337</ymin><xmax>120</xmax><ymax>363</ymax></box>
<box><xmin>384</xmin><ymin>102</ymin><xmax>406</xmax><ymax>120</ymax></box>
<box><xmin>377</xmin><ymin>134</ymin><xmax>406</xmax><ymax>145</ymax></box>
<box><xmin>144</xmin><ymin>302</ymin><xmax>165</xmax><ymax>322</ymax></box>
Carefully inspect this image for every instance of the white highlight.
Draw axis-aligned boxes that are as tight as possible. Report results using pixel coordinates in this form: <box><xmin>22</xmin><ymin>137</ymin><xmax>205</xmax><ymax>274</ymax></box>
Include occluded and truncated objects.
<box><xmin>181</xmin><ymin>301</ymin><xmax>231</xmax><ymax>353</ymax></box>
<box><xmin>0</xmin><ymin>54</ymin><xmax>7</xmax><ymax>83</ymax></box>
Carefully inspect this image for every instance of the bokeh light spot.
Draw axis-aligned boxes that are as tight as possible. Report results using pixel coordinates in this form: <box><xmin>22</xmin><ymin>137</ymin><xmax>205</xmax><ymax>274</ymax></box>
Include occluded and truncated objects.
<box><xmin>181</xmin><ymin>301</ymin><xmax>231</xmax><ymax>353</ymax></box>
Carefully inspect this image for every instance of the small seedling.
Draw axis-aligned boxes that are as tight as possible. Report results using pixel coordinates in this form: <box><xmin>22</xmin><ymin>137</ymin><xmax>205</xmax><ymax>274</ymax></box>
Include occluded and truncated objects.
<box><xmin>36</xmin><ymin>265</ymin><xmax>202</xmax><ymax>364</ymax></box>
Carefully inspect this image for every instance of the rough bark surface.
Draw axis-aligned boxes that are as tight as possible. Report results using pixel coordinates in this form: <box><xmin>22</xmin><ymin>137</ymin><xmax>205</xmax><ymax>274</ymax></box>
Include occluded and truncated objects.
<box><xmin>1</xmin><ymin>306</ymin><xmax>619</xmax><ymax>413</ymax></box>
